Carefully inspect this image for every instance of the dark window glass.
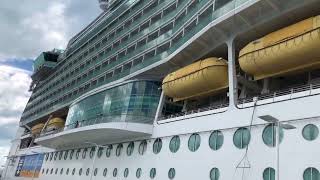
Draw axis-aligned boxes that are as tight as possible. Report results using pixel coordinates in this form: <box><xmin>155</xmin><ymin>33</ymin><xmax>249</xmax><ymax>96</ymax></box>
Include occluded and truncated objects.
<box><xmin>262</xmin><ymin>124</ymin><xmax>284</xmax><ymax>147</ymax></box>
<box><xmin>150</xmin><ymin>168</ymin><xmax>156</xmax><ymax>179</ymax></box>
<box><xmin>124</xmin><ymin>168</ymin><xmax>129</xmax><ymax>178</ymax></box>
<box><xmin>263</xmin><ymin>167</ymin><xmax>275</xmax><ymax>180</ymax></box>
<box><xmin>113</xmin><ymin>168</ymin><xmax>118</xmax><ymax>177</ymax></box>
<box><xmin>169</xmin><ymin>136</ymin><xmax>180</xmax><ymax>153</ymax></box>
<box><xmin>103</xmin><ymin>168</ymin><xmax>108</xmax><ymax>177</ymax></box>
<box><xmin>116</xmin><ymin>144</ymin><xmax>123</xmax><ymax>157</ymax></box>
<box><xmin>210</xmin><ymin>168</ymin><xmax>220</xmax><ymax>180</ymax></box>
<box><xmin>168</xmin><ymin>168</ymin><xmax>176</xmax><ymax>179</ymax></box>
<box><xmin>136</xmin><ymin>168</ymin><xmax>142</xmax><ymax>178</ymax></box>
<box><xmin>209</xmin><ymin>130</ymin><xmax>224</xmax><ymax>150</ymax></box>
<box><xmin>153</xmin><ymin>138</ymin><xmax>162</xmax><ymax>154</ymax></box>
<box><xmin>188</xmin><ymin>133</ymin><xmax>201</xmax><ymax>152</ymax></box>
<box><xmin>302</xmin><ymin>124</ymin><xmax>319</xmax><ymax>141</ymax></box>
<box><xmin>106</xmin><ymin>145</ymin><xmax>113</xmax><ymax>157</ymax></box>
<box><xmin>138</xmin><ymin>140</ymin><xmax>147</xmax><ymax>155</ymax></box>
<box><xmin>127</xmin><ymin>142</ymin><xmax>134</xmax><ymax>156</ymax></box>
<box><xmin>233</xmin><ymin>127</ymin><xmax>251</xmax><ymax>149</ymax></box>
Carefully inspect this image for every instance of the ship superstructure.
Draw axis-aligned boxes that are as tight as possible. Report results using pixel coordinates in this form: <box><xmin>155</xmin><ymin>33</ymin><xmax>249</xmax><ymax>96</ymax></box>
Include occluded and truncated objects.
<box><xmin>3</xmin><ymin>0</ymin><xmax>320</xmax><ymax>180</ymax></box>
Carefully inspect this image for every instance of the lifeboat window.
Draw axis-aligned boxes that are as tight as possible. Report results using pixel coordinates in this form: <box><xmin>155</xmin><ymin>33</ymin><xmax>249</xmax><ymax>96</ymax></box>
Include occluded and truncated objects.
<box><xmin>153</xmin><ymin>138</ymin><xmax>162</xmax><ymax>154</ymax></box>
<box><xmin>169</xmin><ymin>136</ymin><xmax>180</xmax><ymax>153</ymax></box>
<box><xmin>214</xmin><ymin>0</ymin><xmax>232</xmax><ymax>10</ymax></box>
<box><xmin>66</xmin><ymin>168</ymin><xmax>69</xmax><ymax>175</ymax></box>
<box><xmin>113</xmin><ymin>168</ymin><xmax>118</xmax><ymax>177</ymax></box>
<box><xmin>86</xmin><ymin>168</ymin><xmax>90</xmax><ymax>176</ymax></box>
<box><xmin>69</xmin><ymin>149</ymin><xmax>74</xmax><ymax>160</ymax></box>
<box><xmin>150</xmin><ymin>168</ymin><xmax>156</xmax><ymax>179</ymax></box>
<box><xmin>79</xmin><ymin>168</ymin><xmax>83</xmax><ymax>176</ymax></box>
<box><xmin>262</xmin><ymin>124</ymin><xmax>284</xmax><ymax>147</ymax></box>
<box><xmin>94</xmin><ymin>168</ymin><xmax>98</xmax><ymax>176</ymax></box>
<box><xmin>233</xmin><ymin>127</ymin><xmax>251</xmax><ymax>149</ymax></box>
<box><xmin>90</xmin><ymin>147</ymin><xmax>96</xmax><ymax>159</ymax></box>
<box><xmin>302</xmin><ymin>124</ymin><xmax>319</xmax><ymax>141</ymax></box>
<box><xmin>76</xmin><ymin>149</ymin><xmax>81</xmax><ymax>159</ymax></box>
<box><xmin>82</xmin><ymin>148</ymin><xmax>87</xmax><ymax>159</ymax></box>
<box><xmin>303</xmin><ymin>168</ymin><xmax>319</xmax><ymax>180</ymax></box>
<box><xmin>106</xmin><ymin>145</ymin><xmax>113</xmax><ymax>157</ymax></box>
<box><xmin>210</xmin><ymin>168</ymin><xmax>220</xmax><ymax>180</ymax></box>
<box><xmin>103</xmin><ymin>168</ymin><xmax>108</xmax><ymax>177</ymax></box>
<box><xmin>97</xmin><ymin>147</ymin><xmax>104</xmax><ymax>158</ymax></box>
<box><xmin>263</xmin><ymin>167</ymin><xmax>275</xmax><ymax>180</ymax></box>
<box><xmin>127</xmin><ymin>142</ymin><xmax>134</xmax><ymax>156</ymax></box>
<box><xmin>168</xmin><ymin>168</ymin><xmax>176</xmax><ymax>179</ymax></box>
<box><xmin>116</xmin><ymin>144</ymin><xmax>123</xmax><ymax>157</ymax></box>
<box><xmin>124</xmin><ymin>168</ymin><xmax>129</xmax><ymax>178</ymax></box>
<box><xmin>209</xmin><ymin>130</ymin><xmax>224</xmax><ymax>151</ymax></box>
<box><xmin>138</xmin><ymin>140</ymin><xmax>147</xmax><ymax>155</ymax></box>
<box><xmin>136</xmin><ymin>168</ymin><xmax>142</xmax><ymax>178</ymax></box>
<box><xmin>188</xmin><ymin>133</ymin><xmax>201</xmax><ymax>152</ymax></box>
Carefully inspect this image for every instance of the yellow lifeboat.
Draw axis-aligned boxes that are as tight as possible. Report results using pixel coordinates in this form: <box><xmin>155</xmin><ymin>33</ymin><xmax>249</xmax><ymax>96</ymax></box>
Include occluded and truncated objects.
<box><xmin>162</xmin><ymin>57</ymin><xmax>228</xmax><ymax>102</ymax></box>
<box><xmin>31</xmin><ymin>123</ymin><xmax>45</xmax><ymax>135</ymax></box>
<box><xmin>239</xmin><ymin>15</ymin><xmax>320</xmax><ymax>80</ymax></box>
<box><xmin>46</xmin><ymin>117</ymin><xmax>65</xmax><ymax>131</ymax></box>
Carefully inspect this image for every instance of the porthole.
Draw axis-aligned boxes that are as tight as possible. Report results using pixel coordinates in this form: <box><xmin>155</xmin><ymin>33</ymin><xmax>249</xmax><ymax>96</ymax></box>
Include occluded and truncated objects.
<box><xmin>262</xmin><ymin>124</ymin><xmax>284</xmax><ymax>147</ymax></box>
<box><xmin>66</xmin><ymin>168</ymin><xmax>69</xmax><ymax>175</ymax></box>
<box><xmin>54</xmin><ymin>152</ymin><xmax>58</xmax><ymax>160</ymax></box>
<box><xmin>50</xmin><ymin>168</ymin><xmax>53</xmax><ymax>174</ymax></box>
<box><xmin>97</xmin><ymin>147</ymin><xmax>104</xmax><ymax>158</ymax></box>
<box><xmin>70</xmin><ymin>149</ymin><xmax>74</xmax><ymax>160</ymax></box>
<box><xmin>45</xmin><ymin>153</ymin><xmax>49</xmax><ymax>161</ymax></box>
<box><xmin>94</xmin><ymin>168</ymin><xmax>98</xmax><ymax>176</ymax></box>
<box><xmin>49</xmin><ymin>152</ymin><xmax>53</xmax><ymax>161</ymax></box>
<box><xmin>263</xmin><ymin>167</ymin><xmax>275</xmax><ymax>180</ymax></box>
<box><xmin>116</xmin><ymin>144</ymin><xmax>123</xmax><ymax>157</ymax></box>
<box><xmin>303</xmin><ymin>167</ymin><xmax>319</xmax><ymax>180</ymax></box>
<box><xmin>55</xmin><ymin>168</ymin><xmax>58</xmax><ymax>174</ymax></box>
<box><xmin>188</xmin><ymin>133</ymin><xmax>201</xmax><ymax>152</ymax></box>
<box><xmin>168</xmin><ymin>168</ymin><xmax>176</xmax><ymax>179</ymax></box>
<box><xmin>103</xmin><ymin>168</ymin><xmax>108</xmax><ymax>177</ymax></box>
<box><xmin>153</xmin><ymin>138</ymin><xmax>162</xmax><ymax>154</ymax></box>
<box><xmin>169</xmin><ymin>136</ymin><xmax>180</xmax><ymax>153</ymax></box>
<box><xmin>82</xmin><ymin>148</ymin><xmax>88</xmax><ymax>159</ymax></box>
<box><xmin>233</xmin><ymin>127</ymin><xmax>251</xmax><ymax>149</ymax></box>
<box><xmin>60</xmin><ymin>168</ymin><xmax>64</xmax><ymax>175</ymax></box>
<box><xmin>90</xmin><ymin>147</ymin><xmax>96</xmax><ymax>159</ymax></box>
<box><xmin>72</xmin><ymin>168</ymin><xmax>76</xmax><ymax>175</ymax></box>
<box><xmin>136</xmin><ymin>168</ymin><xmax>142</xmax><ymax>178</ymax></box>
<box><xmin>106</xmin><ymin>145</ymin><xmax>113</xmax><ymax>157</ymax></box>
<box><xmin>124</xmin><ymin>168</ymin><xmax>129</xmax><ymax>178</ymax></box>
<box><xmin>210</xmin><ymin>168</ymin><xmax>220</xmax><ymax>180</ymax></box>
<box><xmin>79</xmin><ymin>168</ymin><xmax>83</xmax><ymax>176</ymax></box>
<box><xmin>42</xmin><ymin>169</ymin><xmax>45</xmax><ymax>174</ymax></box>
<box><xmin>86</xmin><ymin>168</ymin><xmax>90</xmax><ymax>176</ymax></box>
<box><xmin>302</xmin><ymin>124</ymin><xmax>319</xmax><ymax>141</ymax></box>
<box><xmin>113</xmin><ymin>168</ymin><xmax>118</xmax><ymax>177</ymax></box>
<box><xmin>127</xmin><ymin>142</ymin><xmax>134</xmax><ymax>156</ymax></box>
<box><xmin>76</xmin><ymin>149</ymin><xmax>81</xmax><ymax>159</ymax></box>
<box><xmin>58</xmin><ymin>151</ymin><xmax>63</xmax><ymax>160</ymax></box>
<box><xmin>64</xmin><ymin>150</ymin><xmax>69</xmax><ymax>160</ymax></box>
<box><xmin>138</xmin><ymin>140</ymin><xmax>147</xmax><ymax>155</ymax></box>
<box><xmin>209</xmin><ymin>130</ymin><xmax>224</xmax><ymax>151</ymax></box>
<box><xmin>150</xmin><ymin>168</ymin><xmax>156</xmax><ymax>179</ymax></box>
<box><xmin>46</xmin><ymin>169</ymin><xmax>49</xmax><ymax>174</ymax></box>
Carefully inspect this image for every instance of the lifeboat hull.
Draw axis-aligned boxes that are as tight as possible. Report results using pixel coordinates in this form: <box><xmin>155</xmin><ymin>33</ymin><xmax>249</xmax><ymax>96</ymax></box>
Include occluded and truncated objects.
<box><xmin>239</xmin><ymin>15</ymin><xmax>320</xmax><ymax>80</ymax></box>
<box><xmin>31</xmin><ymin>123</ymin><xmax>45</xmax><ymax>135</ymax></box>
<box><xmin>46</xmin><ymin>118</ymin><xmax>65</xmax><ymax>131</ymax></box>
<box><xmin>162</xmin><ymin>57</ymin><xmax>228</xmax><ymax>102</ymax></box>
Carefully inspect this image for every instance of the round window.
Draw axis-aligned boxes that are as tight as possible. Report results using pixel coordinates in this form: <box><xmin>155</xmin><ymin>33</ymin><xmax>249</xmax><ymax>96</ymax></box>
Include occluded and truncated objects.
<box><xmin>66</xmin><ymin>168</ymin><xmax>69</xmax><ymax>175</ymax></box>
<box><xmin>86</xmin><ymin>168</ymin><xmax>90</xmax><ymax>176</ymax></box>
<box><xmin>70</xmin><ymin>149</ymin><xmax>74</xmax><ymax>160</ymax></box>
<box><xmin>64</xmin><ymin>150</ymin><xmax>69</xmax><ymax>160</ymax></box>
<box><xmin>60</xmin><ymin>168</ymin><xmax>64</xmax><ymax>175</ymax></box>
<box><xmin>113</xmin><ymin>168</ymin><xmax>118</xmax><ymax>177</ymax></box>
<box><xmin>153</xmin><ymin>138</ymin><xmax>162</xmax><ymax>154</ymax></box>
<box><xmin>45</xmin><ymin>153</ymin><xmax>49</xmax><ymax>161</ymax></box>
<box><xmin>55</xmin><ymin>168</ymin><xmax>58</xmax><ymax>174</ymax></box>
<box><xmin>49</xmin><ymin>152</ymin><xmax>53</xmax><ymax>161</ymax></box>
<box><xmin>54</xmin><ymin>152</ymin><xmax>58</xmax><ymax>160</ymax></box>
<box><xmin>127</xmin><ymin>142</ymin><xmax>134</xmax><ymax>156</ymax></box>
<box><xmin>169</xmin><ymin>136</ymin><xmax>180</xmax><ymax>153</ymax></box>
<box><xmin>116</xmin><ymin>144</ymin><xmax>123</xmax><ymax>157</ymax></box>
<box><xmin>210</xmin><ymin>168</ymin><xmax>220</xmax><ymax>180</ymax></box>
<box><xmin>124</xmin><ymin>168</ymin><xmax>129</xmax><ymax>178</ymax></box>
<box><xmin>138</xmin><ymin>140</ymin><xmax>147</xmax><ymax>155</ymax></box>
<box><xmin>72</xmin><ymin>168</ymin><xmax>76</xmax><ymax>175</ymax></box>
<box><xmin>168</xmin><ymin>168</ymin><xmax>176</xmax><ymax>179</ymax></box>
<box><xmin>58</xmin><ymin>151</ymin><xmax>63</xmax><ymax>160</ymax></box>
<box><xmin>76</xmin><ymin>149</ymin><xmax>81</xmax><ymax>159</ymax></box>
<box><xmin>94</xmin><ymin>168</ymin><xmax>98</xmax><ymax>176</ymax></box>
<box><xmin>262</xmin><ymin>124</ymin><xmax>284</xmax><ymax>147</ymax></box>
<box><xmin>233</xmin><ymin>127</ymin><xmax>251</xmax><ymax>149</ymax></box>
<box><xmin>97</xmin><ymin>147</ymin><xmax>104</xmax><ymax>158</ymax></box>
<box><xmin>303</xmin><ymin>124</ymin><xmax>319</xmax><ymax>141</ymax></box>
<box><xmin>79</xmin><ymin>168</ymin><xmax>83</xmax><ymax>176</ymax></box>
<box><xmin>90</xmin><ymin>147</ymin><xmax>96</xmax><ymax>159</ymax></box>
<box><xmin>136</xmin><ymin>168</ymin><xmax>142</xmax><ymax>178</ymax></box>
<box><xmin>106</xmin><ymin>145</ymin><xmax>113</xmax><ymax>157</ymax></box>
<box><xmin>188</xmin><ymin>133</ymin><xmax>201</xmax><ymax>152</ymax></box>
<box><xmin>303</xmin><ymin>167</ymin><xmax>319</xmax><ymax>180</ymax></box>
<box><xmin>103</xmin><ymin>168</ymin><xmax>108</xmax><ymax>177</ymax></box>
<box><xmin>263</xmin><ymin>167</ymin><xmax>275</xmax><ymax>180</ymax></box>
<box><xmin>51</xmin><ymin>168</ymin><xmax>53</xmax><ymax>174</ymax></box>
<box><xmin>150</xmin><ymin>168</ymin><xmax>156</xmax><ymax>179</ymax></box>
<box><xmin>46</xmin><ymin>169</ymin><xmax>49</xmax><ymax>174</ymax></box>
<box><xmin>82</xmin><ymin>148</ymin><xmax>88</xmax><ymax>159</ymax></box>
<box><xmin>209</xmin><ymin>130</ymin><xmax>224</xmax><ymax>151</ymax></box>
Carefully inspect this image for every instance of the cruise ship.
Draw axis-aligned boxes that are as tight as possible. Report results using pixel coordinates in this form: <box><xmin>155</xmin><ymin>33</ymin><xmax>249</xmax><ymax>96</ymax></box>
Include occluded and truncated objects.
<box><xmin>3</xmin><ymin>0</ymin><xmax>320</xmax><ymax>179</ymax></box>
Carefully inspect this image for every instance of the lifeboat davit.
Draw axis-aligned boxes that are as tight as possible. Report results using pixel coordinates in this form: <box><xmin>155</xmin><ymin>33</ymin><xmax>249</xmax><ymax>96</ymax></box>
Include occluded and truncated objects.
<box><xmin>46</xmin><ymin>118</ymin><xmax>65</xmax><ymax>131</ymax></box>
<box><xmin>239</xmin><ymin>15</ymin><xmax>320</xmax><ymax>80</ymax></box>
<box><xmin>162</xmin><ymin>57</ymin><xmax>228</xmax><ymax>102</ymax></box>
<box><xmin>31</xmin><ymin>123</ymin><xmax>45</xmax><ymax>135</ymax></box>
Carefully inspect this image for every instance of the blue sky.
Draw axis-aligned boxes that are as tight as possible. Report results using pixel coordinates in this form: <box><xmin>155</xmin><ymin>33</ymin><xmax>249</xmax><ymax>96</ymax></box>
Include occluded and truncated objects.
<box><xmin>0</xmin><ymin>0</ymin><xmax>101</xmax><ymax>166</ymax></box>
